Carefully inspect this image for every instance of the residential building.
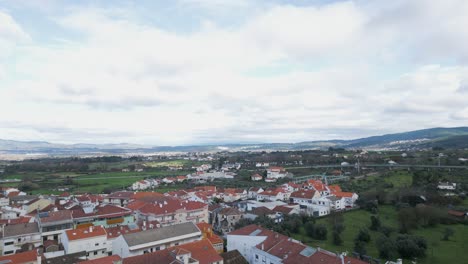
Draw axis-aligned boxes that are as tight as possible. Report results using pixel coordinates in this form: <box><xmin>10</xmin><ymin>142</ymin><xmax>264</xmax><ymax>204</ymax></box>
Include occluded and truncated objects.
<box><xmin>104</xmin><ymin>192</ymin><xmax>134</xmax><ymax>207</ymax></box>
<box><xmin>122</xmin><ymin>238</ymin><xmax>223</xmax><ymax>264</ymax></box>
<box><xmin>266</xmin><ymin>167</ymin><xmax>287</xmax><ymax>179</ymax></box>
<box><xmin>196</xmin><ymin>222</ymin><xmax>224</xmax><ymax>253</ymax></box>
<box><xmin>256</xmin><ymin>189</ymin><xmax>288</xmax><ymax>202</ymax></box>
<box><xmin>437</xmin><ymin>182</ymin><xmax>457</xmax><ymax>190</ymax></box>
<box><xmin>251</xmin><ymin>174</ymin><xmax>263</xmax><ymax>181</ymax></box>
<box><xmin>62</xmin><ymin>226</ymin><xmax>109</xmax><ymax>260</ymax></box>
<box><xmin>36</xmin><ymin>210</ymin><xmax>74</xmax><ymax>243</ymax></box>
<box><xmin>0</xmin><ymin>249</ymin><xmax>41</xmax><ymax>264</ymax></box>
<box><xmin>130</xmin><ymin>197</ymin><xmax>208</xmax><ymax>226</ymax></box>
<box><xmin>227</xmin><ymin>224</ymin><xmax>367</xmax><ymax>264</ymax></box>
<box><xmin>213</xmin><ymin>207</ymin><xmax>243</xmax><ymax>234</ymax></box>
<box><xmin>0</xmin><ymin>222</ymin><xmax>41</xmax><ymax>255</ymax></box>
<box><xmin>112</xmin><ymin>222</ymin><xmax>202</xmax><ymax>258</ymax></box>
<box><xmin>72</xmin><ymin>204</ymin><xmax>134</xmax><ymax>228</ymax></box>
<box><xmin>289</xmin><ymin>190</ymin><xmax>320</xmax><ymax>205</ymax></box>
<box><xmin>247</xmin><ymin>187</ymin><xmax>264</xmax><ymax>199</ymax></box>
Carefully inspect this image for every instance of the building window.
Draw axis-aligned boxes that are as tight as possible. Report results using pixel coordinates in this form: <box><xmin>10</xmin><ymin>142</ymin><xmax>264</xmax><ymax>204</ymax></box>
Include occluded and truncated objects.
<box><xmin>95</xmin><ymin>243</ymin><xmax>99</xmax><ymax>246</ymax></box>
<box><xmin>5</xmin><ymin>241</ymin><xmax>14</xmax><ymax>246</ymax></box>
<box><xmin>4</xmin><ymin>251</ymin><xmax>14</xmax><ymax>255</ymax></box>
<box><xmin>94</xmin><ymin>251</ymin><xmax>98</xmax><ymax>256</ymax></box>
<box><xmin>255</xmin><ymin>254</ymin><xmax>259</xmax><ymax>260</ymax></box>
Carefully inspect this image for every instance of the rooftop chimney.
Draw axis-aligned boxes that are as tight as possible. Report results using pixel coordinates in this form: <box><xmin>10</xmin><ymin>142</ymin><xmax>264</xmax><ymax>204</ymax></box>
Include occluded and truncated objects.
<box><xmin>89</xmin><ymin>226</ymin><xmax>93</xmax><ymax>233</ymax></box>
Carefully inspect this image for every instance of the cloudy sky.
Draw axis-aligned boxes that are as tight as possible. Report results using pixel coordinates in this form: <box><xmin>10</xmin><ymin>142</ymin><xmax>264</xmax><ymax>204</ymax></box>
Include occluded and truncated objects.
<box><xmin>1</xmin><ymin>0</ymin><xmax>468</xmax><ymax>145</ymax></box>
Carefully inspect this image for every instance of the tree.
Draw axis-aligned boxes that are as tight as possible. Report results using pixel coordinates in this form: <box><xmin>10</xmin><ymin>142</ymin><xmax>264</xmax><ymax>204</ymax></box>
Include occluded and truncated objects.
<box><xmin>376</xmin><ymin>235</ymin><xmax>397</xmax><ymax>259</ymax></box>
<box><xmin>442</xmin><ymin>227</ymin><xmax>454</xmax><ymax>241</ymax></box>
<box><xmin>314</xmin><ymin>224</ymin><xmax>328</xmax><ymax>240</ymax></box>
<box><xmin>396</xmin><ymin>234</ymin><xmax>427</xmax><ymax>259</ymax></box>
<box><xmin>354</xmin><ymin>240</ymin><xmax>367</xmax><ymax>257</ymax></box>
<box><xmin>332</xmin><ymin>231</ymin><xmax>343</xmax><ymax>246</ymax></box>
<box><xmin>355</xmin><ymin>228</ymin><xmax>371</xmax><ymax>243</ymax></box>
<box><xmin>379</xmin><ymin>225</ymin><xmax>394</xmax><ymax>237</ymax></box>
<box><xmin>304</xmin><ymin>222</ymin><xmax>315</xmax><ymax>237</ymax></box>
<box><xmin>370</xmin><ymin>215</ymin><xmax>381</xmax><ymax>231</ymax></box>
<box><xmin>398</xmin><ymin>208</ymin><xmax>418</xmax><ymax>233</ymax></box>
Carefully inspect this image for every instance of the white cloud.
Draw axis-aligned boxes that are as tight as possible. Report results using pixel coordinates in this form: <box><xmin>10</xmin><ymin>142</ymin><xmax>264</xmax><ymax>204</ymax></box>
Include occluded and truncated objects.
<box><xmin>1</xmin><ymin>1</ymin><xmax>468</xmax><ymax>144</ymax></box>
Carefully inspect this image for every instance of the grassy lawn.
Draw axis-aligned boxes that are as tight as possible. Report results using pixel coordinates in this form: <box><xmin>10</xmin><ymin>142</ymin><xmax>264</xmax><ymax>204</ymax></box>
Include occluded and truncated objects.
<box><xmin>383</xmin><ymin>171</ymin><xmax>412</xmax><ymax>188</ymax></box>
<box><xmin>291</xmin><ymin>206</ymin><xmax>467</xmax><ymax>264</ymax></box>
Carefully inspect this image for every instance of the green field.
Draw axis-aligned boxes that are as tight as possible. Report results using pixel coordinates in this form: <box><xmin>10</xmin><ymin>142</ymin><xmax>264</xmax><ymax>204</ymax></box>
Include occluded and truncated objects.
<box><xmin>291</xmin><ymin>206</ymin><xmax>467</xmax><ymax>264</ymax></box>
<box><xmin>2</xmin><ymin>170</ymin><xmax>192</xmax><ymax>194</ymax></box>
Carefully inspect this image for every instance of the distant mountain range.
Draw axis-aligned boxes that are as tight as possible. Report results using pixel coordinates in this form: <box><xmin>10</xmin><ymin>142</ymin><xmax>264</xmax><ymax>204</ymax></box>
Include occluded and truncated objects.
<box><xmin>1</xmin><ymin>127</ymin><xmax>468</xmax><ymax>156</ymax></box>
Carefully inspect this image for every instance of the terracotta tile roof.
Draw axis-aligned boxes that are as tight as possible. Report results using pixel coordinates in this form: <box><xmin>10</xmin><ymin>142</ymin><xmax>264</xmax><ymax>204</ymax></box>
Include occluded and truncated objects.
<box><xmin>137</xmin><ymin>198</ymin><xmax>206</xmax><ymax>216</ymax></box>
<box><xmin>197</xmin><ymin>222</ymin><xmax>224</xmax><ymax>245</ymax></box>
<box><xmin>79</xmin><ymin>255</ymin><xmax>122</xmax><ymax>264</ymax></box>
<box><xmin>65</xmin><ymin>226</ymin><xmax>107</xmax><ymax>241</ymax></box>
<box><xmin>251</xmin><ymin>206</ymin><xmax>275</xmax><ymax>216</ymax></box>
<box><xmin>123</xmin><ymin>249</ymin><xmax>179</xmax><ymax>264</ymax></box>
<box><xmin>126</xmin><ymin>200</ymin><xmax>147</xmax><ymax>211</ymax></box>
<box><xmin>0</xmin><ymin>216</ymin><xmax>32</xmax><ymax>225</ymax></box>
<box><xmin>219</xmin><ymin>207</ymin><xmax>242</xmax><ymax>216</ymax></box>
<box><xmin>328</xmin><ymin>185</ymin><xmax>342</xmax><ymax>193</ymax></box>
<box><xmin>59</xmin><ymin>192</ymin><xmax>70</xmax><ymax>197</ymax></box>
<box><xmin>221</xmin><ymin>250</ymin><xmax>249</xmax><ymax>264</ymax></box>
<box><xmin>177</xmin><ymin>239</ymin><xmax>223</xmax><ymax>264</ymax></box>
<box><xmin>105</xmin><ymin>225</ymin><xmax>141</xmax><ymax>239</ymax></box>
<box><xmin>290</xmin><ymin>190</ymin><xmax>317</xmax><ymax>199</ymax></box>
<box><xmin>307</xmin><ymin>180</ymin><xmax>327</xmax><ymax>191</ymax></box>
<box><xmin>132</xmin><ymin>191</ymin><xmax>164</xmax><ymax>200</ymax></box>
<box><xmin>0</xmin><ymin>249</ymin><xmax>37</xmax><ymax>264</ymax></box>
<box><xmin>333</xmin><ymin>191</ymin><xmax>355</xmax><ymax>198</ymax></box>
<box><xmin>7</xmin><ymin>191</ymin><xmax>20</xmax><ymax>198</ymax></box>
<box><xmin>194</xmin><ymin>186</ymin><xmax>217</xmax><ymax>192</ymax></box>
<box><xmin>230</xmin><ymin>225</ymin><xmax>367</xmax><ymax>264</ymax></box>
<box><xmin>38</xmin><ymin>210</ymin><xmax>73</xmax><ymax>223</ymax></box>
<box><xmin>268</xmin><ymin>166</ymin><xmax>285</xmax><ymax>171</ymax></box>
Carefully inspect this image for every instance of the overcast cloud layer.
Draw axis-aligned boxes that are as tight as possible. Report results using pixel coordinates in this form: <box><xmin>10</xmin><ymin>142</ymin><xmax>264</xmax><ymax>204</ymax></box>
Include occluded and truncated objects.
<box><xmin>1</xmin><ymin>0</ymin><xmax>468</xmax><ymax>145</ymax></box>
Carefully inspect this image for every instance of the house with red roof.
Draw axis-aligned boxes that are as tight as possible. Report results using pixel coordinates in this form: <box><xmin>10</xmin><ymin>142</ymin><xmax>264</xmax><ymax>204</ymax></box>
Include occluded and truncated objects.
<box><xmin>247</xmin><ymin>187</ymin><xmax>264</xmax><ymax>199</ymax></box>
<box><xmin>213</xmin><ymin>207</ymin><xmax>244</xmax><ymax>234</ymax></box>
<box><xmin>256</xmin><ymin>188</ymin><xmax>289</xmax><ymax>202</ymax></box>
<box><xmin>104</xmin><ymin>192</ymin><xmax>134</xmax><ymax>207</ymax></box>
<box><xmin>36</xmin><ymin>210</ymin><xmax>74</xmax><ymax>243</ymax></box>
<box><xmin>197</xmin><ymin>222</ymin><xmax>224</xmax><ymax>253</ymax></box>
<box><xmin>228</xmin><ymin>225</ymin><xmax>367</xmax><ymax>264</ymax></box>
<box><xmin>289</xmin><ymin>190</ymin><xmax>320</xmax><ymax>205</ymax></box>
<box><xmin>62</xmin><ymin>226</ymin><xmax>109</xmax><ymax>260</ymax></box>
<box><xmin>131</xmin><ymin>196</ymin><xmax>208</xmax><ymax>226</ymax></box>
<box><xmin>72</xmin><ymin>204</ymin><xmax>134</xmax><ymax>228</ymax></box>
<box><xmin>131</xmin><ymin>180</ymin><xmax>151</xmax><ymax>191</ymax></box>
<box><xmin>305</xmin><ymin>180</ymin><xmax>330</xmax><ymax>196</ymax></box>
<box><xmin>332</xmin><ymin>191</ymin><xmax>358</xmax><ymax>207</ymax></box>
<box><xmin>0</xmin><ymin>249</ymin><xmax>40</xmax><ymax>264</ymax></box>
<box><xmin>251</xmin><ymin>174</ymin><xmax>263</xmax><ymax>181</ymax></box>
<box><xmin>266</xmin><ymin>166</ymin><xmax>288</xmax><ymax>179</ymax></box>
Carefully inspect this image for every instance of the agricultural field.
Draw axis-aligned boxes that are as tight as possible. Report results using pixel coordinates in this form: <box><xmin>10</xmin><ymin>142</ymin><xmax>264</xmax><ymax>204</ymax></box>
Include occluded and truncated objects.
<box><xmin>2</xmin><ymin>170</ymin><xmax>192</xmax><ymax>194</ymax></box>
